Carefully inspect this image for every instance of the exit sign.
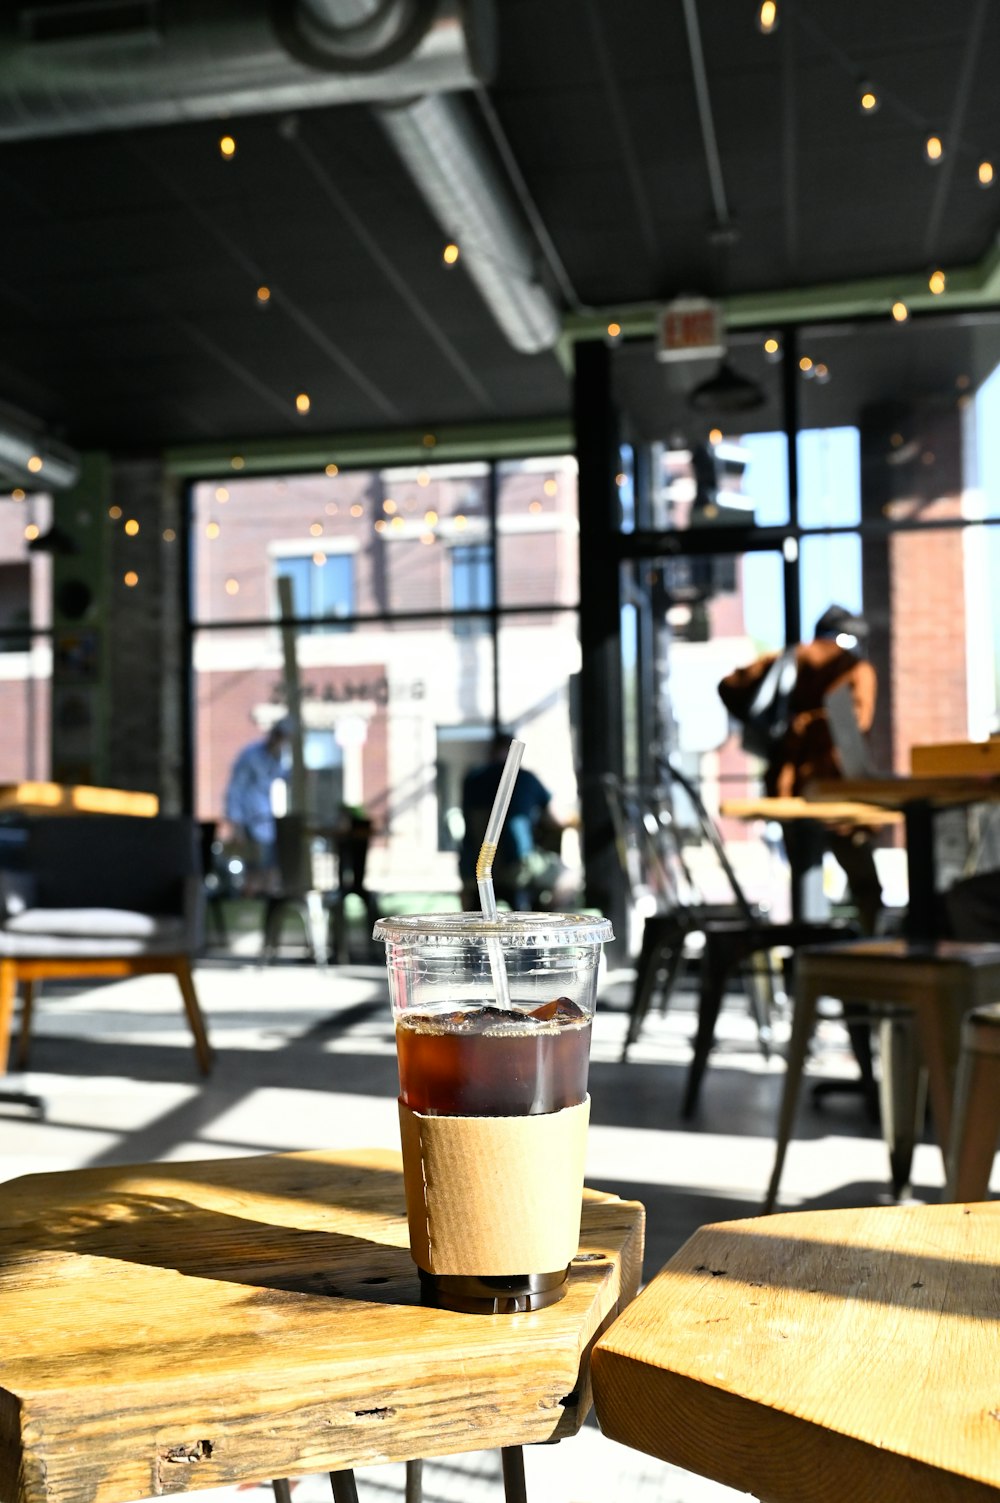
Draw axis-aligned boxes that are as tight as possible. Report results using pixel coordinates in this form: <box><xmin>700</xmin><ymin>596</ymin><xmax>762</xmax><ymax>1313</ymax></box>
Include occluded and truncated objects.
<box><xmin>656</xmin><ymin>298</ymin><xmax>725</xmax><ymax>363</ymax></box>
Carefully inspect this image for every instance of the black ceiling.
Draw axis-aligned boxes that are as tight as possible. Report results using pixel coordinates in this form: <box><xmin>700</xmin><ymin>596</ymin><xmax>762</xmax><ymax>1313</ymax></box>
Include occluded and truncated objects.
<box><xmin>0</xmin><ymin>0</ymin><xmax>997</xmax><ymax>455</ymax></box>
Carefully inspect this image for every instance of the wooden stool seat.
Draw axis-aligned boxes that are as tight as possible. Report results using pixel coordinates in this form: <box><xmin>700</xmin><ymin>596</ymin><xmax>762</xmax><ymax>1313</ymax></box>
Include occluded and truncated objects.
<box><xmin>592</xmin><ymin>1201</ymin><xmax>1000</xmax><ymax>1503</ymax></box>
<box><xmin>945</xmin><ymin>1002</ymin><xmax>1000</xmax><ymax>1201</ymax></box>
<box><xmin>0</xmin><ymin>1148</ymin><xmax>644</xmax><ymax>1503</ymax></box>
<box><xmin>765</xmin><ymin>939</ymin><xmax>1000</xmax><ymax>1211</ymax></box>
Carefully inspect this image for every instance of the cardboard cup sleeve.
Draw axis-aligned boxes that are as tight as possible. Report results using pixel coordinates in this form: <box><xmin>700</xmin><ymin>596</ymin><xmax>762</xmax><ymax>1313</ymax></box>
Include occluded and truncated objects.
<box><xmin>398</xmin><ymin>1097</ymin><xmax>591</xmax><ymax>1276</ymax></box>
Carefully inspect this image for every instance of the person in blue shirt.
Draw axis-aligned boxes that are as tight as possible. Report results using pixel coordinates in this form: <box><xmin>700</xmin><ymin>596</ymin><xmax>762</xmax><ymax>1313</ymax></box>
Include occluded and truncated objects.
<box><xmin>459</xmin><ymin>732</ymin><xmax>566</xmax><ymax>910</ymax></box>
<box><xmin>224</xmin><ymin>720</ymin><xmax>291</xmax><ymax>892</ymax></box>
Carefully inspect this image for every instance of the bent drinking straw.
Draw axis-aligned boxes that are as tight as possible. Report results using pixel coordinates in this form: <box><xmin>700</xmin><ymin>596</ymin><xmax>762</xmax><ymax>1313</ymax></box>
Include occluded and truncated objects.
<box><xmin>475</xmin><ymin>737</ymin><xmax>525</xmax><ymax>1009</ymax></box>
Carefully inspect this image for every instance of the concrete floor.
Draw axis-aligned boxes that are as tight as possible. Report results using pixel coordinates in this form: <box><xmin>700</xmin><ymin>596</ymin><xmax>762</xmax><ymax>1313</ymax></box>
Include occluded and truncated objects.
<box><xmin>0</xmin><ymin>948</ymin><xmax>965</xmax><ymax>1503</ymax></box>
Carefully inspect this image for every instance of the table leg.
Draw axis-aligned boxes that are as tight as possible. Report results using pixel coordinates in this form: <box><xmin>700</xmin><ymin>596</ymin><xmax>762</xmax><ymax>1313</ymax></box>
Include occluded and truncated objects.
<box><xmin>903</xmin><ymin>799</ymin><xmax>936</xmax><ymax>941</ymax></box>
<box><xmin>272</xmin><ymin>1481</ymin><xmax>293</xmax><ymax>1503</ymax></box>
<box><xmin>501</xmin><ymin>1447</ymin><xmax>528</xmax><ymax>1503</ymax></box>
<box><xmin>405</xmin><ymin>1458</ymin><xmax>423</xmax><ymax>1503</ymax></box>
<box><xmin>330</xmin><ymin>1471</ymin><xmax>360</xmax><ymax>1503</ymax></box>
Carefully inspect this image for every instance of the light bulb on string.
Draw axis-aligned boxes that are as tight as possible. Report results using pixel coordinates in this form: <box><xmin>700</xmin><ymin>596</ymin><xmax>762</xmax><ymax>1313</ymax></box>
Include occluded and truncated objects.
<box><xmin>891</xmin><ymin>300</ymin><xmax>909</xmax><ymax>323</ymax></box>
<box><xmin>857</xmin><ymin>82</ymin><xmax>879</xmax><ymax>115</ymax></box>
<box><xmin>763</xmin><ymin>335</ymin><xmax>781</xmax><ymax>363</ymax></box>
<box><xmin>756</xmin><ymin>0</ymin><xmax>778</xmax><ymax>34</ymax></box>
<box><xmin>442</xmin><ymin>242</ymin><xmax>460</xmax><ymax>266</ymax></box>
<box><xmin>925</xmin><ymin>135</ymin><xmax>944</xmax><ymax>164</ymax></box>
<box><xmin>978</xmin><ymin>160</ymin><xmax>995</xmax><ymax>188</ymax></box>
<box><xmin>929</xmin><ymin>269</ymin><xmax>946</xmax><ymax>295</ymax></box>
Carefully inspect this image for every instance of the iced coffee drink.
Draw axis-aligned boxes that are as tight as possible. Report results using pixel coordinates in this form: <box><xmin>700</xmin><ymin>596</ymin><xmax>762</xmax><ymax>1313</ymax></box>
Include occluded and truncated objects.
<box><xmin>375</xmin><ymin>912</ymin><xmax>613</xmax><ymax>1314</ymax></box>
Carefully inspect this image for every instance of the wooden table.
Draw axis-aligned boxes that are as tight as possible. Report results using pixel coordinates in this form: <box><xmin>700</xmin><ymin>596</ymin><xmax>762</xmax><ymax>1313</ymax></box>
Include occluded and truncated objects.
<box><xmin>808</xmin><ymin>774</ymin><xmax>1000</xmax><ymax>938</ymax></box>
<box><xmin>0</xmin><ymin>783</ymin><xmax>159</xmax><ymax>817</ymax></box>
<box><xmin>721</xmin><ymin>794</ymin><xmax>901</xmax><ymax>828</ymax></box>
<box><xmin>0</xmin><ymin>1149</ymin><xmax>644</xmax><ymax>1503</ymax></box>
<box><xmin>593</xmin><ymin>1200</ymin><xmax>1000</xmax><ymax>1503</ymax></box>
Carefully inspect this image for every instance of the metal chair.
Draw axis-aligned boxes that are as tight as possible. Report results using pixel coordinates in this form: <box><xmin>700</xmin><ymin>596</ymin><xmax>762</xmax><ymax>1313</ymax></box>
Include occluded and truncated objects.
<box><xmin>261</xmin><ymin>815</ymin><xmax>328</xmax><ymax>964</ymax></box>
<box><xmin>610</xmin><ymin>765</ymin><xmax>860</xmax><ymax>1117</ymax></box>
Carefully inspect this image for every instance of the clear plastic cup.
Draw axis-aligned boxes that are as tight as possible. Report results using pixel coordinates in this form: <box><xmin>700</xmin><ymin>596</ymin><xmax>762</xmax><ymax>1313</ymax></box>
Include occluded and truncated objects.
<box><xmin>374</xmin><ymin>911</ymin><xmax>613</xmax><ymax>1314</ymax></box>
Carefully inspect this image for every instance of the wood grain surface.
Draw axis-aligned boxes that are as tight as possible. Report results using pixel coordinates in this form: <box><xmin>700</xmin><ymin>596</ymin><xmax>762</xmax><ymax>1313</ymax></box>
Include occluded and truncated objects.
<box><xmin>593</xmin><ymin>1200</ymin><xmax>1000</xmax><ymax>1503</ymax></box>
<box><xmin>721</xmin><ymin>795</ymin><xmax>901</xmax><ymax>826</ymax></box>
<box><xmin>0</xmin><ymin>784</ymin><xmax>158</xmax><ymax>817</ymax></box>
<box><xmin>0</xmin><ymin>1149</ymin><xmax>644</xmax><ymax>1503</ymax></box>
<box><xmin>809</xmin><ymin>775</ymin><xmax>1000</xmax><ymax>810</ymax></box>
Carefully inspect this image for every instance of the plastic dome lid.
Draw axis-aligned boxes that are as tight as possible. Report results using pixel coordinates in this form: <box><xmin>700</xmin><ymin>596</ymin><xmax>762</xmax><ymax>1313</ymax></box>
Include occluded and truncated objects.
<box><xmin>373</xmin><ymin>911</ymin><xmax>613</xmax><ymax>947</ymax></box>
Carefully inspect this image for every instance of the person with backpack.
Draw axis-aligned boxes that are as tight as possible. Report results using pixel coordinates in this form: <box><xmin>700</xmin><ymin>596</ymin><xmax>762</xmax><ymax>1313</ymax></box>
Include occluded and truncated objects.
<box><xmin>718</xmin><ymin>604</ymin><xmax>883</xmax><ymax>934</ymax></box>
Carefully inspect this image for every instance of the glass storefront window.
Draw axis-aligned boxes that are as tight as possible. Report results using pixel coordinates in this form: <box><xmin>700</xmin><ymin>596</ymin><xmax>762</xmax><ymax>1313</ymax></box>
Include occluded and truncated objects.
<box><xmin>192</xmin><ymin>458</ymin><xmax>579</xmax><ymax>905</ymax></box>
<box><xmin>0</xmin><ymin>491</ymin><xmax>52</xmax><ymax>780</ymax></box>
<box><xmin>497</xmin><ymin>456</ymin><xmax>579</xmax><ymax>608</ymax></box>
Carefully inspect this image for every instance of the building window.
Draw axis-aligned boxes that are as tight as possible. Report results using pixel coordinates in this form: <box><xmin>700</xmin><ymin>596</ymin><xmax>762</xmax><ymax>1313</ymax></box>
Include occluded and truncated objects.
<box><xmin>275</xmin><ymin>552</ymin><xmax>354</xmax><ymax>629</ymax></box>
<box><xmin>451</xmin><ymin>542</ymin><xmax>493</xmax><ymax>635</ymax></box>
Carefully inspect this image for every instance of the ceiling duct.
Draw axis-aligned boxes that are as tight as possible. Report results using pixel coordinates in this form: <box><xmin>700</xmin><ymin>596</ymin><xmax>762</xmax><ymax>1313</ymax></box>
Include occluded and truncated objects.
<box><xmin>377</xmin><ymin>93</ymin><xmax>560</xmax><ymax>354</ymax></box>
<box><xmin>0</xmin><ymin>418</ymin><xmax>80</xmax><ymax>490</ymax></box>
<box><xmin>0</xmin><ymin>0</ymin><xmax>560</xmax><ymax>354</ymax></box>
<box><xmin>0</xmin><ymin>0</ymin><xmax>492</xmax><ymax>139</ymax></box>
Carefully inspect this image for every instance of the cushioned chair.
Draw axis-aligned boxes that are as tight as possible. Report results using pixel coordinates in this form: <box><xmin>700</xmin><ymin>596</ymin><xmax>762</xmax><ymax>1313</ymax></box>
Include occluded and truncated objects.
<box><xmin>0</xmin><ymin>814</ymin><xmax>212</xmax><ymax>1075</ymax></box>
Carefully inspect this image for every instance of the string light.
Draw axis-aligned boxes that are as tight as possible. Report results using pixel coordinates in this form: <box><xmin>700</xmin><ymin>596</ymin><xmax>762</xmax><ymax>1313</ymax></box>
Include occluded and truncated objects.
<box><xmin>219</xmin><ymin>135</ymin><xmax>236</xmax><ymax>160</ymax></box>
<box><xmin>124</xmin><ymin>518</ymin><xmax>139</xmax><ymax>536</ymax></box>
<box><xmin>424</xmin><ymin>509</ymin><xmax>439</xmax><ymax>525</ymax></box>
<box><xmin>325</xmin><ymin>462</ymin><xmax>339</xmax><ymax>477</ymax></box>
<box><xmin>442</xmin><ymin>243</ymin><xmax>460</xmax><ymax>266</ymax></box>
<box><xmin>350</xmin><ymin>503</ymin><xmax>363</xmax><ymax>518</ymax></box>
<box><xmin>163</xmin><ymin>528</ymin><xmax>176</xmax><ymax>542</ymax></box>
<box><xmin>23</xmin><ymin>523</ymin><xmax>39</xmax><ymax>541</ymax></box>
<box><xmin>225</xmin><ymin>578</ymin><xmax>240</xmax><ymax>595</ymax></box>
<box><xmin>422</xmin><ymin>433</ymin><xmax>437</xmax><ymax>448</ymax></box>
<box><xmin>109</xmin><ymin>505</ymin><xmax>122</xmax><ymax>520</ymax></box>
<box><xmin>206</xmin><ymin>521</ymin><xmax>221</xmax><ymax>539</ymax></box>
<box><xmin>763</xmin><ymin>336</ymin><xmax>781</xmax><ymax>361</ymax></box>
<box><xmin>230</xmin><ymin>455</ymin><xmax>245</xmax><ymax>471</ymax></box>
<box><xmin>756</xmin><ymin>0</ymin><xmax>778</xmax><ymax>34</ymax></box>
<box><xmin>858</xmin><ymin>82</ymin><xmax>879</xmax><ymax>114</ymax></box>
<box><xmin>11</xmin><ymin>488</ymin><xmax>24</xmax><ymax>501</ymax></box>
<box><xmin>309</xmin><ymin>521</ymin><xmax>323</xmax><ymax>536</ymax></box>
<box><xmin>544</xmin><ymin>478</ymin><xmax>558</xmax><ymax>496</ymax></box>
<box><xmin>312</xmin><ymin>551</ymin><xmax>326</xmax><ymax>566</ymax></box>
<box><xmin>374</xmin><ymin>518</ymin><xmax>387</xmax><ymax>533</ymax></box>
<box><xmin>929</xmin><ymin>268</ymin><xmax>946</xmax><ymax>295</ymax></box>
<box><xmin>799</xmin><ymin>356</ymin><xmax>814</xmax><ymax>374</ymax></box>
<box><xmin>979</xmin><ymin>160</ymin><xmax>995</xmax><ymax>187</ymax></box>
<box><xmin>420</xmin><ymin>531</ymin><xmax>436</xmax><ymax>546</ymax></box>
<box><xmin>215</xmin><ymin>486</ymin><xmax>229</xmax><ymax>502</ymax></box>
<box><xmin>295</xmin><ymin>392</ymin><xmax>311</xmax><ymax>414</ymax></box>
<box><xmin>256</xmin><ymin>285</ymin><xmax>271</xmax><ymax>306</ymax></box>
<box><xmin>891</xmin><ymin>300</ymin><xmax>909</xmax><ymax>322</ymax></box>
<box><xmin>708</xmin><ymin>428</ymin><xmax>723</xmax><ymax>445</ymax></box>
<box><xmin>454</xmin><ymin>513</ymin><xmax>467</xmax><ymax>529</ymax></box>
<box><xmin>26</xmin><ymin>455</ymin><xmax>42</xmax><ymax>473</ymax></box>
<box><xmin>605</xmin><ymin>321</ymin><xmax>622</xmax><ymax>344</ymax></box>
<box><xmin>383</xmin><ymin>498</ymin><xmax>397</xmax><ymax>514</ymax></box>
<box><xmin>124</xmin><ymin>571</ymin><xmax>139</xmax><ymax>587</ymax></box>
<box><xmin>924</xmin><ymin>134</ymin><xmax>944</xmax><ymax>164</ymax></box>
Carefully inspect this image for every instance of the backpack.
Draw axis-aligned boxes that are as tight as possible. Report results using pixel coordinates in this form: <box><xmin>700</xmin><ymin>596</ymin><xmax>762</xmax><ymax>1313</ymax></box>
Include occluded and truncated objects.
<box><xmin>739</xmin><ymin>648</ymin><xmax>798</xmax><ymax>760</ymax></box>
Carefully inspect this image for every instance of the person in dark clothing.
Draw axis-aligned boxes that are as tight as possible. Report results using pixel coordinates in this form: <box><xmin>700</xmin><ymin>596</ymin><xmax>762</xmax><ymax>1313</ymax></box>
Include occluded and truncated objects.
<box><xmin>458</xmin><ymin>733</ymin><xmax>566</xmax><ymax>910</ymax></box>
